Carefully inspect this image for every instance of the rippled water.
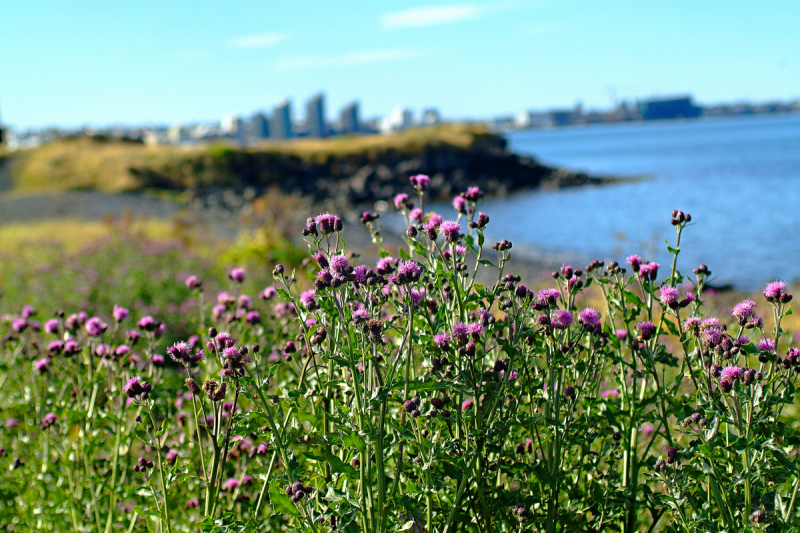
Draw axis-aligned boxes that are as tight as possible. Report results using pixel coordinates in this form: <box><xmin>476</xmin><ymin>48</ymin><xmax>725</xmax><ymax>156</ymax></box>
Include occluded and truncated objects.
<box><xmin>478</xmin><ymin>114</ymin><xmax>800</xmax><ymax>289</ymax></box>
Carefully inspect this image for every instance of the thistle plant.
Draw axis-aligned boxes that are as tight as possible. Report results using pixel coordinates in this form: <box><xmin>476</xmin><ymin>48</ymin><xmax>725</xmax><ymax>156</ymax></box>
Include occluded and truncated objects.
<box><xmin>2</xmin><ymin>177</ymin><xmax>800</xmax><ymax>532</ymax></box>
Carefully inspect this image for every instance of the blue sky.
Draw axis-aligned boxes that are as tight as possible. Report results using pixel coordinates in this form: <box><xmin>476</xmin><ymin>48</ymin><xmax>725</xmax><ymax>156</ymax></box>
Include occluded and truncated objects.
<box><xmin>2</xmin><ymin>1</ymin><xmax>799</xmax><ymax>129</ymax></box>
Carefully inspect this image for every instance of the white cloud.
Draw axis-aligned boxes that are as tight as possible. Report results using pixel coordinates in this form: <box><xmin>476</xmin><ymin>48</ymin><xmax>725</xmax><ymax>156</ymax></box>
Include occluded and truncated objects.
<box><xmin>229</xmin><ymin>33</ymin><xmax>290</xmax><ymax>49</ymax></box>
<box><xmin>381</xmin><ymin>5</ymin><xmax>482</xmax><ymax>29</ymax></box>
<box><xmin>274</xmin><ymin>49</ymin><xmax>422</xmax><ymax>70</ymax></box>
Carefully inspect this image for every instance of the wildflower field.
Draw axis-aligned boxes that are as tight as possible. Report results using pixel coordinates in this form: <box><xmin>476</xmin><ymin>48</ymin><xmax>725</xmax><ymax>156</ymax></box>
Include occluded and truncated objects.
<box><xmin>2</xmin><ymin>176</ymin><xmax>799</xmax><ymax>532</ymax></box>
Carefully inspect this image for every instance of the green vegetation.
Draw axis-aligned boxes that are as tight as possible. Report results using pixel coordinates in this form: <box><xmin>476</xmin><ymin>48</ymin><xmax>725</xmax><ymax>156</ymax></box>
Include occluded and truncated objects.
<box><xmin>9</xmin><ymin>123</ymin><xmax>491</xmax><ymax>194</ymax></box>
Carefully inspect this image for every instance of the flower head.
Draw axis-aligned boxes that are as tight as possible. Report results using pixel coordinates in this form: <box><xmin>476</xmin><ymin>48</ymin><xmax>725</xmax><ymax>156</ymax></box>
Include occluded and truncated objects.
<box><xmin>636</xmin><ymin>321</ymin><xmax>656</xmax><ymax>340</ymax></box>
<box><xmin>316</xmin><ymin>213</ymin><xmax>342</xmax><ymax>234</ymax></box>
<box><xmin>376</xmin><ymin>256</ymin><xmax>394</xmax><ymax>275</ymax></box>
<box><xmin>721</xmin><ymin>366</ymin><xmax>744</xmax><ymax>381</ymax></box>
<box><xmin>410</xmin><ymin>174</ymin><xmax>430</xmax><ymax>191</ymax></box>
<box><xmin>113</xmin><ymin>305</ymin><xmax>129</xmax><ymax>322</ymax></box>
<box><xmin>434</xmin><ymin>332</ymin><xmax>451</xmax><ymax>349</ymax></box>
<box><xmin>396</xmin><ymin>260</ymin><xmax>421</xmax><ymax>284</ymax></box>
<box><xmin>536</xmin><ymin>288</ymin><xmax>561</xmax><ymax>308</ymax></box>
<box><xmin>44</xmin><ymin>319</ymin><xmax>59</xmax><ymax>334</ymax></box>
<box><xmin>34</xmin><ymin>358</ymin><xmax>50</xmax><ymax>374</ymax></box>
<box><xmin>228</xmin><ymin>268</ymin><xmax>246</xmax><ymax>283</ymax></box>
<box><xmin>578</xmin><ymin>307</ymin><xmax>601</xmax><ymax>328</ymax></box>
<box><xmin>185</xmin><ymin>275</ymin><xmax>201</xmax><ymax>289</ymax></box>
<box><xmin>409</xmin><ymin>208</ymin><xmax>424</xmax><ymax>223</ymax></box>
<box><xmin>452</xmin><ymin>323</ymin><xmax>468</xmax><ymax>345</ymax></box>
<box><xmin>659</xmin><ymin>287</ymin><xmax>680</xmax><ymax>308</ymax></box>
<box><xmin>453</xmin><ymin>196</ymin><xmax>467</xmax><ymax>214</ymax></box>
<box><xmin>440</xmin><ymin>220</ymin><xmax>462</xmax><ymax>243</ymax></box>
<box><xmin>757</xmin><ymin>338</ymin><xmax>775</xmax><ymax>353</ymax></box>
<box><xmin>552</xmin><ymin>310</ymin><xmax>574</xmax><ymax>329</ymax></box>
<box><xmin>764</xmin><ymin>281</ymin><xmax>790</xmax><ymax>302</ymax></box>
<box><xmin>300</xmin><ymin>290</ymin><xmax>317</xmax><ymax>310</ymax></box>
<box><xmin>329</xmin><ymin>255</ymin><xmax>350</xmax><ymax>277</ymax></box>
<box><xmin>394</xmin><ymin>193</ymin><xmax>409</xmax><ymax>210</ymax></box>
<box><xmin>85</xmin><ymin>317</ymin><xmax>108</xmax><ymax>337</ymax></box>
<box><xmin>732</xmin><ymin>299</ymin><xmax>757</xmax><ymax>322</ymax></box>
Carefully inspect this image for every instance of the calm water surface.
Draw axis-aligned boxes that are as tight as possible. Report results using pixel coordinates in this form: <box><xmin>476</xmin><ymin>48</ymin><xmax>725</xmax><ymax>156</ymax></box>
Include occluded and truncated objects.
<box><xmin>481</xmin><ymin>114</ymin><xmax>800</xmax><ymax>289</ymax></box>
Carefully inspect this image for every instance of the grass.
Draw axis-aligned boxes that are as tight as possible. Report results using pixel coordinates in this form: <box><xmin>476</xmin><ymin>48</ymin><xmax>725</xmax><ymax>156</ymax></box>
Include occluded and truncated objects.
<box><xmin>9</xmin><ymin>123</ymin><xmax>490</xmax><ymax>194</ymax></box>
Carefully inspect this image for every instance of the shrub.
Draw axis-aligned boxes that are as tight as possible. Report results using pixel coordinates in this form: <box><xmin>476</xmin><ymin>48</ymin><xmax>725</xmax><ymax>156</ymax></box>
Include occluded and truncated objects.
<box><xmin>1</xmin><ymin>180</ymin><xmax>799</xmax><ymax>532</ymax></box>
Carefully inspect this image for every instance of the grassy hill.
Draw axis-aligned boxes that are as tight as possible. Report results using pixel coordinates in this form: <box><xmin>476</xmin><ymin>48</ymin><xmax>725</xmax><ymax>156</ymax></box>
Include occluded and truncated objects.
<box><xmin>9</xmin><ymin>123</ymin><xmax>490</xmax><ymax>194</ymax></box>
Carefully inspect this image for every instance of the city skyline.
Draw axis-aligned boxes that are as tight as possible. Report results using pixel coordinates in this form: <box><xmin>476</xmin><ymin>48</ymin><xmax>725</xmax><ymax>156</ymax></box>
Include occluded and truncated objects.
<box><xmin>2</xmin><ymin>1</ymin><xmax>799</xmax><ymax>129</ymax></box>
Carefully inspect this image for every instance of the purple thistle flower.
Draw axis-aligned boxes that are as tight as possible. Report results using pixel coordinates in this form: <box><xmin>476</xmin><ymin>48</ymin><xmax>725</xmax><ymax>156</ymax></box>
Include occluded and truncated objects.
<box><xmin>578</xmin><ymin>307</ymin><xmax>601</xmax><ymax>328</ymax></box>
<box><xmin>64</xmin><ymin>340</ymin><xmax>80</xmax><ymax>355</ymax></box>
<box><xmin>428</xmin><ymin>213</ymin><xmax>443</xmax><ymax>227</ymax></box>
<box><xmin>329</xmin><ymin>255</ymin><xmax>350</xmax><ymax>277</ymax></box>
<box><xmin>626</xmin><ymin>254</ymin><xmax>642</xmax><ymax>272</ymax></box>
<box><xmin>636</xmin><ymin>321</ymin><xmax>656</xmax><ymax>340</ymax></box>
<box><xmin>453</xmin><ymin>196</ymin><xmax>467</xmax><ymax>214</ymax></box>
<box><xmin>238</xmin><ymin>295</ymin><xmax>251</xmax><ymax>309</ymax></box>
<box><xmin>34</xmin><ymin>358</ymin><xmax>50</xmax><ymax>374</ymax></box>
<box><xmin>376</xmin><ymin>256</ymin><xmax>394</xmax><ymax>275</ymax></box>
<box><xmin>732</xmin><ymin>299</ymin><xmax>757</xmax><ymax>322</ymax></box>
<box><xmin>455</xmin><ymin>245</ymin><xmax>466</xmax><ymax>256</ymax></box>
<box><xmin>47</xmin><ymin>340</ymin><xmax>64</xmax><ymax>354</ymax></box>
<box><xmin>225</xmin><ymin>478</ymin><xmax>240</xmax><ymax>491</ymax></box>
<box><xmin>467</xmin><ymin>322</ymin><xmax>484</xmax><ymax>340</ymax></box>
<box><xmin>396</xmin><ymin>260</ymin><xmax>422</xmax><ymax>284</ymax></box>
<box><xmin>113</xmin><ymin>305</ymin><xmax>129</xmax><ymax>322</ymax></box>
<box><xmin>40</xmin><ymin>412</ymin><xmax>58</xmax><ymax>430</ymax></box>
<box><xmin>639</xmin><ymin>262</ymin><xmax>660</xmax><ymax>281</ymax></box>
<box><xmin>552</xmin><ymin>310</ymin><xmax>573</xmax><ymax>329</ymax></box>
<box><xmin>410</xmin><ymin>288</ymin><xmax>425</xmax><ymax>308</ymax></box>
<box><xmin>137</xmin><ymin>315</ymin><xmax>156</xmax><ymax>331</ymax></box>
<box><xmin>440</xmin><ymin>220</ymin><xmax>462</xmax><ymax>243</ymax></box>
<box><xmin>409</xmin><ymin>208</ymin><xmax>423</xmax><ymax>223</ymax></box>
<box><xmin>434</xmin><ymin>332</ymin><xmax>451</xmax><ymax>349</ymax></box>
<box><xmin>5</xmin><ymin>418</ymin><xmax>20</xmax><ymax>429</ymax></box>
<box><xmin>85</xmin><ymin>317</ymin><xmax>108</xmax><ymax>337</ymax></box>
<box><xmin>352</xmin><ymin>309</ymin><xmax>369</xmax><ymax>323</ymax></box>
<box><xmin>44</xmin><ymin>319</ymin><xmax>59</xmax><ymax>334</ymax></box>
<box><xmin>168</xmin><ymin>341</ymin><xmax>192</xmax><ymax>362</ymax></box>
<box><xmin>616</xmin><ymin>329</ymin><xmax>628</xmax><ymax>340</ymax></box>
<box><xmin>464</xmin><ymin>186</ymin><xmax>484</xmax><ymax>202</ymax></box>
<box><xmin>353</xmin><ymin>265</ymin><xmax>371</xmax><ymax>283</ymax></box>
<box><xmin>721</xmin><ymin>366</ymin><xmax>744</xmax><ymax>380</ymax></box>
<box><xmin>300</xmin><ymin>290</ymin><xmax>317</xmax><ymax>310</ymax></box>
<box><xmin>394</xmin><ymin>193</ymin><xmax>409</xmax><ymax>210</ymax></box>
<box><xmin>246</xmin><ymin>311</ymin><xmax>261</xmax><ymax>325</ymax></box>
<box><xmin>316</xmin><ymin>213</ymin><xmax>342</xmax><ymax>234</ymax></box>
<box><xmin>21</xmin><ymin>305</ymin><xmax>36</xmax><ymax>318</ymax></box>
<box><xmin>462</xmin><ymin>398</ymin><xmax>474</xmax><ymax>412</ymax></box>
<box><xmin>228</xmin><ymin>268</ymin><xmax>246</xmax><ymax>283</ymax></box>
<box><xmin>212</xmin><ymin>304</ymin><xmax>226</xmax><ymax>320</ymax></box>
<box><xmin>757</xmin><ymin>338</ymin><xmax>775</xmax><ymax>353</ymax></box>
<box><xmin>124</xmin><ymin>376</ymin><xmax>147</xmax><ymax>398</ymax></box>
<box><xmin>410</xmin><ymin>174</ymin><xmax>430</xmax><ymax>191</ymax></box>
<box><xmin>260</xmin><ymin>286</ymin><xmax>277</xmax><ymax>300</ymax></box>
<box><xmin>536</xmin><ymin>288</ymin><xmax>561</xmax><ymax>308</ymax></box>
<box><xmin>452</xmin><ymin>323</ymin><xmax>468</xmax><ymax>345</ymax></box>
<box><xmin>702</xmin><ymin>317</ymin><xmax>720</xmax><ymax>328</ymax></box>
<box><xmin>659</xmin><ymin>287</ymin><xmax>680</xmax><ymax>308</ymax></box>
<box><xmin>764</xmin><ymin>280</ymin><xmax>790</xmax><ymax>302</ymax></box>
<box><xmin>738</xmin><ymin>335</ymin><xmax>751</xmax><ymax>344</ymax></box>
<box><xmin>185</xmin><ymin>275</ymin><xmax>200</xmax><ymax>289</ymax></box>
<box><xmin>702</xmin><ymin>328</ymin><xmax>723</xmax><ymax>347</ymax></box>
<box><xmin>166</xmin><ymin>449</ymin><xmax>178</xmax><ymax>464</ymax></box>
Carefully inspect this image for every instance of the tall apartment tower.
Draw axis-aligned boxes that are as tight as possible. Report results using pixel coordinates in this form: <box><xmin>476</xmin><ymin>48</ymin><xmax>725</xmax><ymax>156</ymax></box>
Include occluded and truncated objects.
<box><xmin>248</xmin><ymin>112</ymin><xmax>270</xmax><ymax>140</ymax></box>
<box><xmin>306</xmin><ymin>93</ymin><xmax>327</xmax><ymax>138</ymax></box>
<box><xmin>271</xmin><ymin>100</ymin><xmax>293</xmax><ymax>140</ymax></box>
<box><xmin>339</xmin><ymin>102</ymin><xmax>360</xmax><ymax>134</ymax></box>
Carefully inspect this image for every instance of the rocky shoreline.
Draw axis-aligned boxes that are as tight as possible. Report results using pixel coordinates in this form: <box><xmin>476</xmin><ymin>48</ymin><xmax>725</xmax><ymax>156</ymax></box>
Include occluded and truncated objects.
<box><xmin>131</xmin><ymin>131</ymin><xmax>610</xmax><ymax>216</ymax></box>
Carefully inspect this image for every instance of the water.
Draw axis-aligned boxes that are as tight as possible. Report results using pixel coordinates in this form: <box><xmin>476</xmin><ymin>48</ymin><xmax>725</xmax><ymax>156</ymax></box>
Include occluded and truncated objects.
<box><xmin>480</xmin><ymin>114</ymin><xmax>800</xmax><ymax>289</ymax></box>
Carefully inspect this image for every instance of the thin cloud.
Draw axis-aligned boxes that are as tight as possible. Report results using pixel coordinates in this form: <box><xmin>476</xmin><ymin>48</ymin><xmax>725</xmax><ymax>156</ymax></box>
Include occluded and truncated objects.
<box><xmin>382</xmin><ymin>5</ymin><xmax>482</xmax><ymax>29</ymax></box>
<box><xmin>274</xmin><ymin>49</ymin><xmax>422</xmax><ymax>70</ymax></box>
<box><xmin>229</xmin><ymin>33</ymin><xmax>290</xmax><ymax>49</ymax></box>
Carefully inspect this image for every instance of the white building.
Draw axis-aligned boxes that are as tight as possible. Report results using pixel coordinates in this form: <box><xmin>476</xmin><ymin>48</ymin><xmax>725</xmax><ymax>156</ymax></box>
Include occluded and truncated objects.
<box><xmin>380</xmin><ymin>106</ymin><xmax>414</xmax><ymax>134</ymax></box>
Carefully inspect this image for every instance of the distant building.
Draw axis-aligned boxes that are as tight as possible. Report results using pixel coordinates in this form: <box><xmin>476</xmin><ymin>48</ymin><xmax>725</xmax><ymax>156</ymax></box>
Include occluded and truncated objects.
<box><xmin>381</xmin><ymin>106</ymin><xmax>414</xmax><ymax>133</ymax></box>
<box><xmin>637</xmin><ymin>96</ymin><xmax>702</xmax><ymax>120</ymax></box>
<box><xmin>271</xmin><ymin>100</ymin><xmax>293</xmax><ymax>140</ymax></box>
<box><xmin>305</xmin><ymin>93</ymin><xmax>327</xmax><ymax>138</ymax></box>
<box><xmin>247</xmin><ymin>112</ymin><xmax>270</xmax><ymax>141</ymax></box>
<box><xmin>514</xmin><ymin>111</ymin><xmax>549</xmax><ymax>129</ymax></box>
<box><xmin>167</xmin><ymin>124</ymin><xmax>191</xmax><ymax>144</ymax></box>
<box><xmin>339</xmin><ymin>102</ymin><xmax>360</xmax><ymax>134</ymax></box>
<box><xmin>421</xmin><ymin>108</ymin><xmax>441</xmax><ymax>125</ymax></box>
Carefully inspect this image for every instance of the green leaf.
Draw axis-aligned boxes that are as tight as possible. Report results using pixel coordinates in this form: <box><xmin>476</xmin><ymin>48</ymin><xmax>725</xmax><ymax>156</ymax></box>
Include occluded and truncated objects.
<box><xmin>478</xmin><ymin>259</ymin><xmax>497</xmax><ymax>269</ymax></box>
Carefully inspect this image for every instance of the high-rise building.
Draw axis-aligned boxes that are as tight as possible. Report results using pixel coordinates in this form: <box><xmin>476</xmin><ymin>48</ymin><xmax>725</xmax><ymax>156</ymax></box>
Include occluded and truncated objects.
<box><xmin>305</xmin><ymin>93</ymin><xmax>327</xmax><ymax>138</ymax></box>
<box><xmin>339</xmin><ymin>102</ymin><xmax>360</xmax><ymax>134</ymax></box>
<box><xmin>271</xmin><ymin>100</ymin><xmax>293</xmax><ymax>140</ymax></box>
<box><xmin>248</xmin><ymin>112</ymin><xmax>270</xmax><ymax>140</ymax></box>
